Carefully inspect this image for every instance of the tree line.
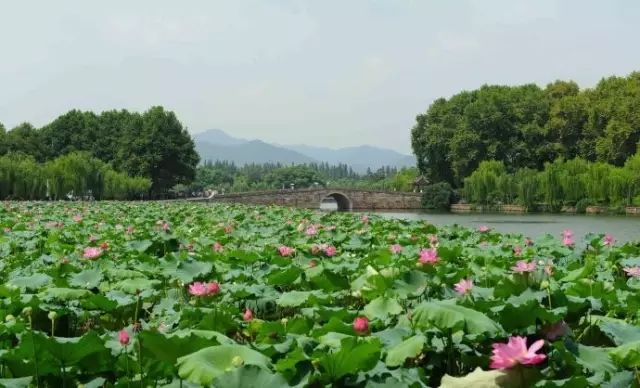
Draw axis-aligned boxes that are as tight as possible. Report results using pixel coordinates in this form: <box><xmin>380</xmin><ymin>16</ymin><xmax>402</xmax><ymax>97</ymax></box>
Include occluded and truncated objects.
<box><xmin>0</xmin><ymin>106</ymin><xmax>199</xmax><ymax>198</ymax></box>
<box><xmin>0</xmin><ymin>152</ymin><xmax>151</xmax><ymax>200</ymax></box>
<box><xmin>182</xmin><ymin>161</ymin><xmax>419</xmax><ymax>194</ymax></box>
<box><xmin>463</xmin><ymin>153</ymin><xmax>640</xmax><ymax>211</ymax></box>
<box><xmin>411</xmin><ymin>71</ymin><xmax>640</xmax><ymax>187</ymax></box>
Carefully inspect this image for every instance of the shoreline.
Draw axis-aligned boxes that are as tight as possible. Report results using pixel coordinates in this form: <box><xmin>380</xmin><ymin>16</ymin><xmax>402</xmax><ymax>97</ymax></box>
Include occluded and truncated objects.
<box><xmin>449</xmin><ymin>203</ymin><xmax>640</xmax><ymax>216</ymax></box>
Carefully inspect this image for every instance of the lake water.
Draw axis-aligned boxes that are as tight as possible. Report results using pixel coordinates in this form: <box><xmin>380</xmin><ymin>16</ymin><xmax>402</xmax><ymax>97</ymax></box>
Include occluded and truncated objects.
<box><xmin>366</xmin><ymin>211</ymin><xmax>640</xmax><ymax>243</ymax></box>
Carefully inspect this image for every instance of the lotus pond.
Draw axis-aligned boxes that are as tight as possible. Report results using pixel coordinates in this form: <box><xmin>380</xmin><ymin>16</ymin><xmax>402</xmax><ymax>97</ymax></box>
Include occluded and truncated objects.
<box><xmin>1</xmin><ymin>202</ymin><xmax>640</xmax><ymax>387</ymax></box>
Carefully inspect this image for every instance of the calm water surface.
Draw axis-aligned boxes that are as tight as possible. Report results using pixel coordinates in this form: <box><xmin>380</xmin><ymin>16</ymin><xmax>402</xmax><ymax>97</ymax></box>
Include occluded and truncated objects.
<box><xmin>367</xmin><ymin>211</ymin><xmax>640</xmax><ymax>243</ymax></box>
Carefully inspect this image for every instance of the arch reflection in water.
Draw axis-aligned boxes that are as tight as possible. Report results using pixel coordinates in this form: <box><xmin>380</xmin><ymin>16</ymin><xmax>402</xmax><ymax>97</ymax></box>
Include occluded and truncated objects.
<box><xmin>320</xmin><ymin>192</ymin><xmax>352</xmax><ymax>212</ymax></box>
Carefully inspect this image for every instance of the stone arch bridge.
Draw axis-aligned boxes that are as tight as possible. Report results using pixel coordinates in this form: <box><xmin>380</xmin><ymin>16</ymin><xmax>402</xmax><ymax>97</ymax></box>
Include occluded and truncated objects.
<box><xmin>191</xmin><ymin>188</ymin><xmax>422</xmax><ymax>211</ymax></box>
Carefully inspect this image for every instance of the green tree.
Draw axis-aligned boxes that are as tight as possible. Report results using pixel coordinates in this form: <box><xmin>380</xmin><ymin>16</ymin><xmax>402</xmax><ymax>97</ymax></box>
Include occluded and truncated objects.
<box><xmin>5</xmin><ymin>123</ymin><xmax>46</xmax><ymax>160</ymax></box>
<box><xmin>539</xmin><ymin>160</ymin><xmax>564</xmax><ymax>211</ymax></box>
<box><xmin>116</xmin><ymin>107</ymin><xmax>199</xmax><ymax>196</ymax></box>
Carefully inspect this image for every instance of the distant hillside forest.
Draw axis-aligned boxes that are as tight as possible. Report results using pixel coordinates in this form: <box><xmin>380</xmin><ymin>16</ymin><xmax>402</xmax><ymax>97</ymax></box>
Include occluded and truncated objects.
<box><xmin>412</xmin><ymin>71</ymin><xmax>640</xmax><ymax>187</ymax></box>
<box><xmin>0</xmin><ymin>106</ymin><xmax>418</xmax><ymax>200</ymax></box>
<box><xmin>0</xmin><ymin>107</ymin><xmax>199</xmax><ymax>199</ymax></box>
<box><xmin>180</xmin><ymin>160</ymin><xmax>419</xmax><ymax>195</ymax></box>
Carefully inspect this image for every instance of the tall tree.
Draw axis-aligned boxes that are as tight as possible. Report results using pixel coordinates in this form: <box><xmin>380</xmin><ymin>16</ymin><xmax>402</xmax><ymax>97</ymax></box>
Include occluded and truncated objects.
<box><xmin>117</xmin><ymin>106</ymin><xmax>199</xmax><ymax>195</ymax></box>
<box><xmin>5</xmin><ymin>123</ymin><xmax>46</xmax><ymax>160</ymax></box>
<box><xmin>411</xmin><ymin>71</ymin><xmax>640</xmax><ymax>186</ymax></box>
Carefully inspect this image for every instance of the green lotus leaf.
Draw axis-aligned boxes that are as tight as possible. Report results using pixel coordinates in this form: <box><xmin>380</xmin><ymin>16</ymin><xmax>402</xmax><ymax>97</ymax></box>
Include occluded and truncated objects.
<box><xmin>69</xmin><ymin>268</ymin><xmax>103</xmax><ymax>289</ymax></box>
<box><xmin>113</xmin><ymin>278</ymin><xmax>160</xmax><ymax>294</ymax></box>
<box><xmin>211</xmin><ymin>365</ymin><xmax>289</xmax><ymax>388</ymax></box>
<box><xmin>176</xmin><ymin>345</ymin><xmax>272</xmax><ymax>385</ymax></box>
<box><xmin>276</xmin><ymin>291</ymin><xmax>312</xmax><ymax>307</ymax></box>
<box><xmin>0</xmin><ymin>377</ymin><xmax>33</xmax><ymax>388</ymax></box>
<box><xmin>8</xmin><ymin>273</ymin><xmax>52</xmax><ymax>291</ymax></box>
<box><xmin>385</xmin><ymin>334</ymin><xmax>426</xmax><ymax>367</ymax></box>
<box><xmin>38</xmin><ymin>287</ymin><xmax>91</xmax><ymax>301</ymax></box>
<box><xmin>412</xmin><ymin>300</ymin><xmax>504</xmax><ymax>336</ymax></box>
<box><xmin>363</xmin><ymin>296</ymin><xmax>403</xmax><ymax>321</ymax></box>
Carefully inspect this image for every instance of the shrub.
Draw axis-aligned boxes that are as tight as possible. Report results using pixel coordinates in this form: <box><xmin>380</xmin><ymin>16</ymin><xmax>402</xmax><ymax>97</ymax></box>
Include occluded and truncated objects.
<box><xmin>422</xmin><ymin>182</ymin><xmax>453</xmax><ymax>210</ymax></box>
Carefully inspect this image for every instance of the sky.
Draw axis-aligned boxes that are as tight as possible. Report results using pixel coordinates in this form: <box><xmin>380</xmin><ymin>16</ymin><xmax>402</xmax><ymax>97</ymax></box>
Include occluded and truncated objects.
<box><xmin>1</xmin><ymin>1</ymin><xmax>639</xmax><ymax>154</ymax></box>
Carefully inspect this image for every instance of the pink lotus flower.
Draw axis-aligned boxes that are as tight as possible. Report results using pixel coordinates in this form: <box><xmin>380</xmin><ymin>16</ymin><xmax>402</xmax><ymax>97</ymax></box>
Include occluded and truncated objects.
<box><xmin>603</xmin><ymin>234</ymin><xmax>615</xmax><ymax>247</ymax></box>
<box><xmin>478</xmin><ymin>225</ymin><xmax>490</xmax><ymax>233</ymax></box>
<box><xmin>206</xmin><ymin>282</ymin><xmax>220</xmax><ymax>295</ymax></box>
<box><xmin>278</xmin><ymin>245</ymin><xmax>295</xmax><ymax>257</ymax></box>
<box><xmin>512</xmin><ymin>260</ymin><xmax>536</xmax><ymax>273</ymax></box>
<box><xmin>118</xmin><ymin>330</ymin><xmax>130</xmax><ymax>346</ymax></box>
<box><xmin>126</xmin><ymin>225</ymin><xmax>134</xmax><ymax>235</ymax></box>
<box><xmin>305</xmin><ymin>225</ymin><xmax>318</xmax><ymax>236</ymax></box>
<box><xmin>353</xmin><ymin>316</ymin><xmax>369</xmax><ymax>335</ymax></box>
<box><xmin>213</xmin><ymin>242</ymin><xmax>224</xmax><ymax>252</ymax></box>
<box><xmin>490</xmin><ymin>336</ymin><xmax>546</xmax><ymax>369</ymax></box>
<box><xmin>83</xmin><ymin>247</ymin><xmax>103</xmax><ymax>260</ymax></box>
<box><xmin>562</xmin><ymin>229</ymin><xmax>573</xmax><ymax>239</ymax></box>
<box><xmin>324</xmin><ymin>245</ymin><xmax>337</xmax><ymax>257</ymax></box>
<box><xmin>188</xmin><ymin>282</ymin><xmax>208</xmax><ymax>296</ymax></box>
<box><xmin>188</xmin><ymin>281</ymin><xmax>220</xmax><ymax>297</ymax></box>
<box><xmin>361</xmin><ymin>215</ymin><xmax>369</xmax><ymax>224</ymax></box>
<box><xmin>624</xmin><ymin>267</ymin><xmax>640</xmax><ymax>278</ymax></box>
<box><xmin>162</xmin><ymin>222</ymin><xmax>170</xmax><ymax>231</ymax></box>
<box><xmin>525</xmin><ymin>238</ymin><xmax>534</xmax><ymax>247</ymax></box>
<box><xmin>429</xmin><ymin>234</ymin><xmax>439</xmax><ymax>247</ymax></box>
<box><xmin>454</xmin><ymin>278</ymin><xmax>473</xmax><ymax>295</ymax></box>
<box><xmin>73</xmin><ymin>215</ymin><xmax>83</xmax><ymax>223</ymax></box>
<box><xmin>562</xmin><ymin>235</ymin><xmax>574</xmax><ymax>247</ymax></box>
<box><xmin>309</xmin><ymin>260</ymin><xmax>318</xmax><ymax>268</ymax></box>
<box><xmin>389</xmin><ymin>244</ymin><xmax>403</xmax><ymax>254</ymax></box>
<box><xmin>243</xmin><ymin>308</ymin><xmax>253</xmax><ymax>322</ymax></box>
<box><xmin>418</xmin><ymin>248</ymin><xmax>439</xmax><ymax>265</ymax></box>
<box><xmin>513</xmin><ymin>246</ymin><xmax>522</xmax><ymax>257</ymax></box>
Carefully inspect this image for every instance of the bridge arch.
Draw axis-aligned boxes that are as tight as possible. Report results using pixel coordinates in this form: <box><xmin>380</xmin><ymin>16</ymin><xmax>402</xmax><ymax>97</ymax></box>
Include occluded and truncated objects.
<box><xmin>322</xmin><ymin>191</ymin><xmax>353</xmax><ymax>211</ymax></box>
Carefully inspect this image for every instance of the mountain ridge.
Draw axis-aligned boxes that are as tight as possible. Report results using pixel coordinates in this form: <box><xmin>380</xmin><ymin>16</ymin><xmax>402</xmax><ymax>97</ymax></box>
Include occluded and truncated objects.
<box><xmin>192</xmin><ymin>129</ymin><xmax>415</xmax><ymax>173</ymax></box>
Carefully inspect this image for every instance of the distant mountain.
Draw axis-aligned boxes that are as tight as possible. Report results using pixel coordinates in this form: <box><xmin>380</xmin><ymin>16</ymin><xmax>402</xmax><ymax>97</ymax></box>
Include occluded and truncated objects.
<box><xmin>193</xmin><ymin>129</ymin><xmax>247</xmax><ymax>146</ymax></box>
<box><xmin>192</xmin><ymin>129</ymin><xmax>416</xmax><ymax>172</ymax></box>
<box><xmin>285</xmin><ymin>144</ymin><xmax>415</xmax><ymax>173</ymax></box>
<box><xmin>196</xmin><ymin>139</ymin><xmax>316</xmax><ymax>165</ymax></box>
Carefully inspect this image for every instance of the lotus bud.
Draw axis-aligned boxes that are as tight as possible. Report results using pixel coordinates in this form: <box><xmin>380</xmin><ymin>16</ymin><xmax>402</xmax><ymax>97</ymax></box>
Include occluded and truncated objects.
<box><xmin>21</xmin><ymin>307</ymin><xmax>32</xmax><ymax>316</ymax></box>
<box><xmin>281</xmin><ymin>317</ymin><xmax>288</xmax><ymax>326</ymax></box>
<box><xmin>48</xmin><ymin>311</ymin><xmax>57</xmax><ymax>320</ymax></box>
<box><xmin>5</xmin><ymin>314</ymin><xmax>15</xmax><ymax>322</ymax></box>
<box><xmin>540</xmin><ymin>280</ymin><xmax>550</xmax><ymax>289</ymax></box>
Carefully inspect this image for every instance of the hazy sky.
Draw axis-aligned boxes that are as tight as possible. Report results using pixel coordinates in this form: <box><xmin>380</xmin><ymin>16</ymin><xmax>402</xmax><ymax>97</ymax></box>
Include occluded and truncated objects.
<box><xmin>1</xmin><ymin>1</ymin><xmax>639</xmax><ymax>153</ymax></box>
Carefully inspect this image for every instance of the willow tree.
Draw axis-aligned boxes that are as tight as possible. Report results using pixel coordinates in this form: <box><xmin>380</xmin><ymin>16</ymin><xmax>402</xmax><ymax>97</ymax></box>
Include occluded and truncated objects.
<box><xmin>608</xmin><ymin>168</ymin><xmax>635</xmax><ymax>206</ymax></box>
<box><xmin>585</xmin><ymin>162</ymin><xmax>612</xmax><ymax>205</ymax></box>
<box><xmin>514</xmin><ymin>168</ymin><xmax>539</xmax><ymax>209</ymax></box>
<box><xmin>558</xmin><ymin>158</ymin><xmax>588</xmax><ymax>205</ymax></box>
<box><xmin>463</xmin><ymin>161</ymin><xmax>506</xmax><ymax>205</ymax></box>
<box><xmin>539</xmin><ymin>160</ymin><xmax>564</xmax><ymax>211</ymax></box>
